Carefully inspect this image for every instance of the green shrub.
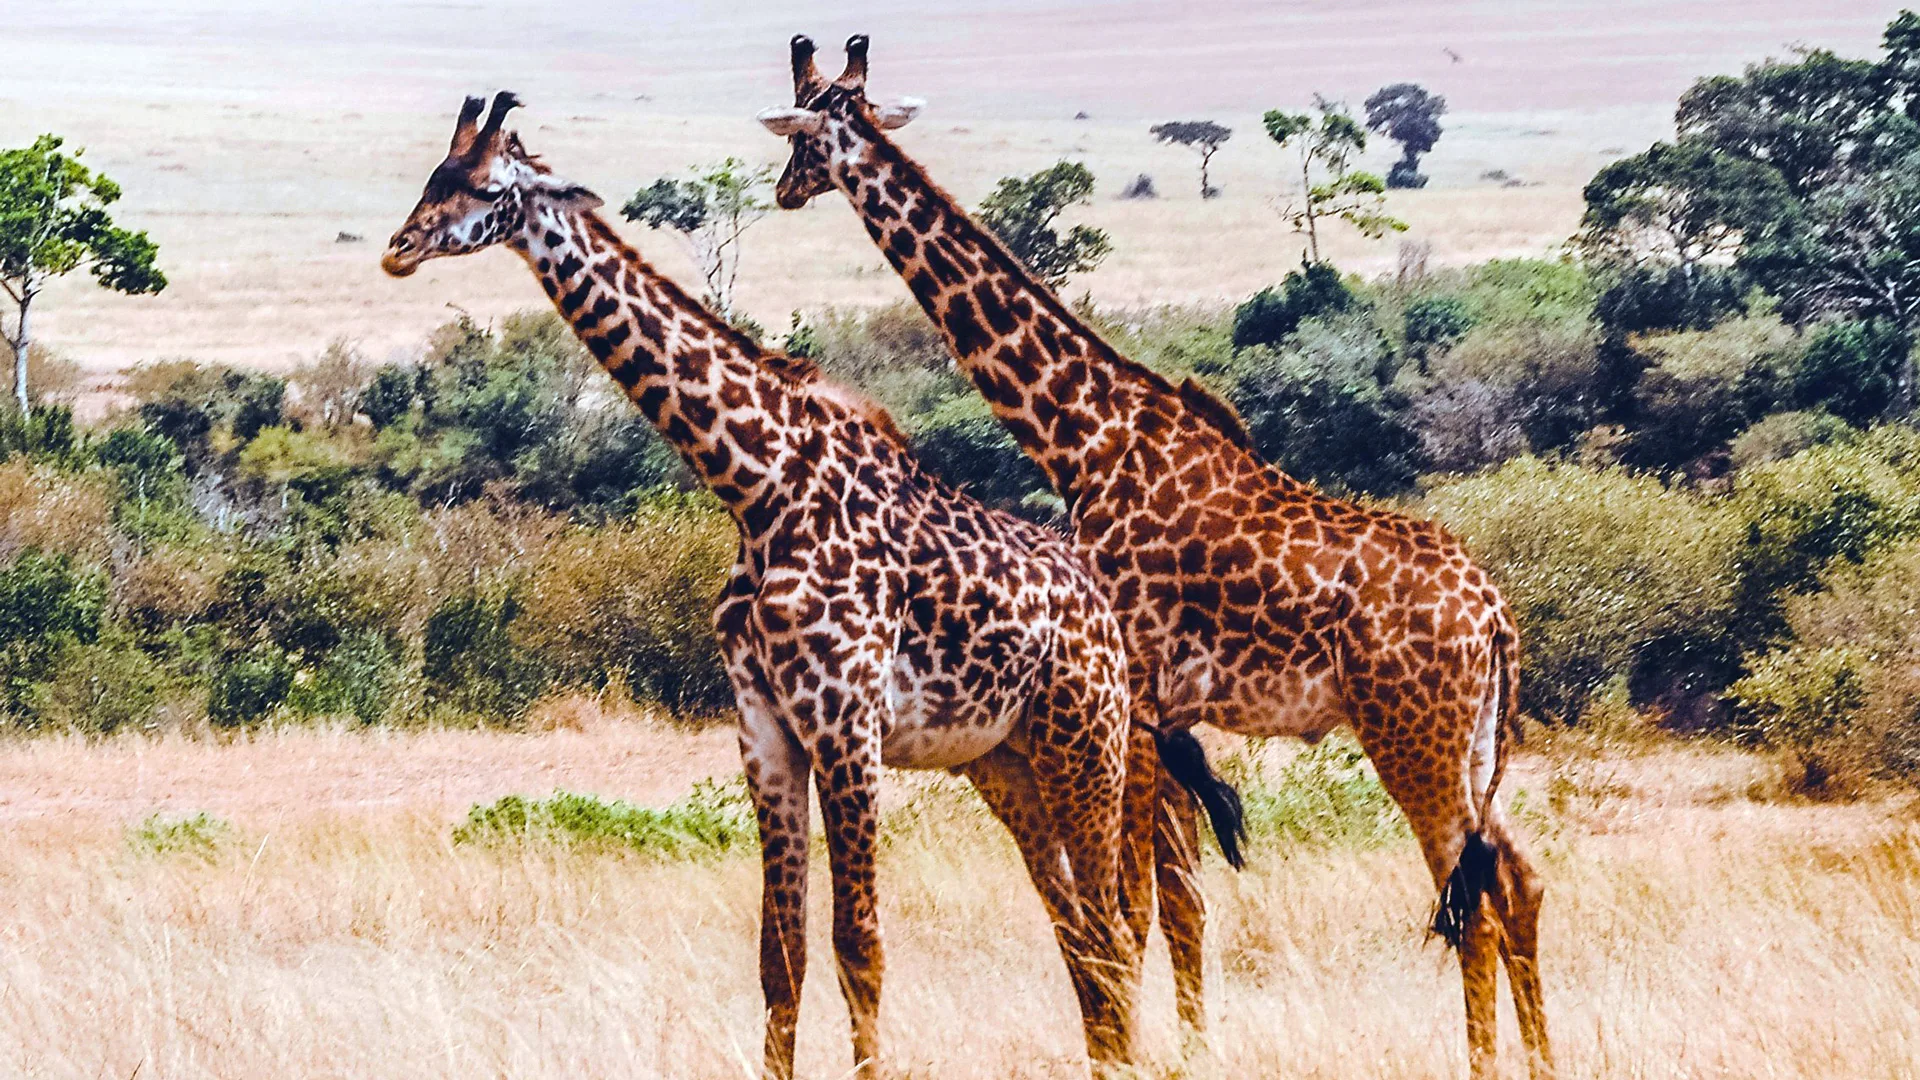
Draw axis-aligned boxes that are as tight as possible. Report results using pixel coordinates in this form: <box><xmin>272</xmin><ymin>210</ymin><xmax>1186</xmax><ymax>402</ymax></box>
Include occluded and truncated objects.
<box><xmin>422</xmin><ymin>591</ymin><xmax>545</xmax><ymax>722</ymax></box>
<box><xmin>515</xmin><ymin>495</ymin><xmax>734</xmax><ymax>713</ymax></box>
<box><xmin>1424</xmin><ymin>457</ymin><xmax>1742</xmax><ymax>720</ymax></box>
<box><xmin>129</xmin><ymin>812</ymin><xmax>232</xmax><ymax>859</ymax></box>
<box><xmin>1624</xmin><ymin>315</ymin><xmax>1796</xmax><ymax>469</ymax></box>
<box><xmin>1231</xmin><ymin>734</ymin><xmax>1406</xmax><ymax>848</ymax></box>
<box><xmin>1730</xmin><ymin>538</ymin><xmax>1920</xmax><ymax>791</ymax></box>
<box><xmin>453</xmin><ymin>778</ymin><xmax>754</xmax><ymax>858</ymax></box>
<box><xmin>31</xmin><ymin>636</ymin><xmax>169</xmax><ymax>734</ymax></box>
<box><xmin>1728</xmin><ymin>409</ymin><xmax>1852</xmax><ymax>469</ymax></box>
<box><xmin>1791</xmin><ymin>318</ymin><xmax>1910</xmax><ymax>426</ymax></box>
<box><xmin>1403</xmin><ymin>295</ymin><xmax>1475</xmax><ymax>362</ymax></box>
<box><xmin>1231</xmin><ymin>263</ymin><xmax>1356</xmax><ymax>349</ymax></box>
<box><xmin>285</xmin><ymin>631</ymin><xmax>403</xmax><ymax>725</ymax></box>
<box><xmin>905</xmin><ymin>394</ymin><xmax>1052</xmax><ymax>511</ymax></box>
<box><xmin>1731</xmin><ymin>426</ymin><xmax>1920</xmax><ymax>612</ymax></box>
<box><xmin>208</xmin><ymin>651</ymin><xmax>294</xmax><ymax>727</ymax></box>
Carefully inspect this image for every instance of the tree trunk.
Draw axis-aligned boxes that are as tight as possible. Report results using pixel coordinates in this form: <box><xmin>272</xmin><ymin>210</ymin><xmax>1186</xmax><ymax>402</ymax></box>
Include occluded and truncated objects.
<box><xmin>1199</xmin><ymin>149</ymin><xmax>1212</xmax><ymax>199</ymax></box>
<box><xmin>1302</xmin><ymin>153</ymin><xmax>1320</xmax><ymax>262</ymax></box>
<box><xmin>11</xmin><ymin>290</ymin><xmax>30</xmax><ymax>414</ymax></box>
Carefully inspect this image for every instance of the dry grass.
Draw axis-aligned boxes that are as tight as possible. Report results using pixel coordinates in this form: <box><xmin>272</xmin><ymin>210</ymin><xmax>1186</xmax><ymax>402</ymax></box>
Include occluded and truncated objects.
<box><xmin>0</xmin><ymin>719</ymin><xmax>1915</xmax><ymax>1079</ymax></box>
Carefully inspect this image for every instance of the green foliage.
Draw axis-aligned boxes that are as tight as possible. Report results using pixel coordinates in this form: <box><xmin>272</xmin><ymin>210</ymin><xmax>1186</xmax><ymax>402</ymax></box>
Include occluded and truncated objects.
<box><xmin>361</xmin><ymin>364</ymin><xmax>418</xmax><ymax>430</ymax></box>
<box><xmin>1231</xmin><ymin>734</ymin><xmax>1407</xmax><ymax>847</ymax></box>
<box><xmin>1364</xmin><ymin>83</ymin><xmax>1447</xmax><ymax>190</ymax></box>
<box><xmin>621</xmin><ymin>158</ymin><xmax>772</xmax><ymax>317</ymax></box>
<box><xmin>0</xmin><ymin>549</ymin><xmax>106</xmax><ymax>719</ymax></box>
<box><xmin>1425</xmin><ymin>458</ymin><xmax>1743</xmax><ymax>719</ymax></box>
<box><xmin>1730</xmin><ymin>426</ymin><xmax>1920</xmax><ymax>609</ymax></box>
<box><xmin>423</xmin><ymin>591</ymin><xmax>544</xmax><ymax>722</ymax></box>
<box><xmin>1624</xmin><ymin>315</ymin><xmax>1796</xmax><ymax>469</ymax></box>
<box><xmin>453</xmin><ymin>779</ymin><xmax>754</xmax><ymax>858</ymax></box>
<box><xmin>514</xmin><ymin>497</ymin><xmax>736</xmax><ymax>711</ymax></box>
<box><xmin>208</xmin><ymin>651</ymin><xmax>294</xmax><ymax>727</ymax></box>
<box><xmin>1402</xmin><ymin>295</ymin><xmax>1475</xmax><ymax>361</ymax></box>
<box><xmin>906</xmin><ymin>394</ymin><xmax>1053</xmax><ymax>511</ymax></box>
<box><xmin>1792</xmin><ymin>318</ymin><xmax>1910</xmax><ymax>425</ymax></box>
<box><xmin>977</xmin><ymin>161</ymin><xmax>1112</xmax><ymax>287</ymax></box>
<box><xmin>1263</xmin><ymin>99</ymin><xmax>1406</xmax><ymax>260</ymax></box>
<box><xmin>1231</xmin><ymin>262</ymin><xmax>1355</xmax><ymax>349</ymax></box>
<box><xmin>1225</xmin><ymin>313</ymin><xmax>1420</xmax><ymax>496</ymax></box>
<box><xmin>0</xmin><ymin>134</ymin><xmax>165</xmax><ymax>409</ymax></box>
<box><xmin>128</xmin><ymin>812</ymin><xmax>231</xmax><ymax>859</ymax></box>
<box><xmin>1576</xmin><ymin>140</ymin><xmax>1794</xmax><ymax>273</ymax></box>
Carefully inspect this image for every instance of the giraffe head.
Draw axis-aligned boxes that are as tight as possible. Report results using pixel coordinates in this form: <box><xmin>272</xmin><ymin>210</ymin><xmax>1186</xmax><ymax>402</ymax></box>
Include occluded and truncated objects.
<box><xmin>383</xmin><ymin>92</ymin><xmax>602</xmax><ymax>277</ymax></box>
<box><xmin>756</xmin><ymin>34</ymin><xmax>924</xmax><ymax>209</ymax></box>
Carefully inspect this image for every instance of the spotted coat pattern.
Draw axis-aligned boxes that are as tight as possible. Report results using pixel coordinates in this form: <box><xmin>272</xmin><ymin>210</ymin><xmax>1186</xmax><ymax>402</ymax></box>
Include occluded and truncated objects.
<box><xmin>385</xmin><ymin>93</ymin><xmax>1146</xmax><ymax>1079</ymax></box>
<box><xmin>764</xmin><ymin>38</ymin><xmax>1554</xmax><ymax>1080</ymax></box>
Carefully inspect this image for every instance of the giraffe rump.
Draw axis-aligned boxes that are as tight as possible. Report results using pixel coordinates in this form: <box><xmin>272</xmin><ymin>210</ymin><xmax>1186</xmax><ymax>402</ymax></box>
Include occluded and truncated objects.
<box><xmin>1151</xmin><ymin>727</ymin><xmax>1247</xmax><ymax>870</ymax></box>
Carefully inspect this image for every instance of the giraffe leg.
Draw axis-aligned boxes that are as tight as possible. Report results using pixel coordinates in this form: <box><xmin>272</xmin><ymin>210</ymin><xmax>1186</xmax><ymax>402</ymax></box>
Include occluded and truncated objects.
<box><xmin>736</xmin><ymin>682</ymin><xmax>812</xmax><ymax>1080</ymax></box>
<box><xmin>1487</xmin><ymin>810</ymin><xmax>1554</xmax><ymax>1079</ymax></box>
<box><xmin>813</xmin><ymin>736</ymin><xmax>887</xmax><ymax>1075</ymax></box>
<box><xmin>1155</xmin><ymin>771</ymin><xmax>1208</xmax><ymax>1036</ymax></box>
<box><xmin>1354</xmin><ymin>729</ymin><xmax>1502</xmax><ymax>1080</ymax></box>
<box><xmin>1119</xmin><ymin>725</ymin><xmax>1160</xmax><ymax>960</ymax></box>
<box><xmin>963</xmin><ymin>746</ymin><xmax>1114</xmax><ymax>1054</ymax></box>
<box><xmin>1025</xmin><ymin>694</ymin><xmax>1137</xmax><ymax>1068</ymax></box>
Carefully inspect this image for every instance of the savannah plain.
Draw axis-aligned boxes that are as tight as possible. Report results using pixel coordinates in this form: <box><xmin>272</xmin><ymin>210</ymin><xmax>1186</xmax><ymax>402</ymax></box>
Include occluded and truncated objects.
<box><xmin>5</xmin><ymin>2</ymin><xmax>1920</xmax><ymax>1078</ymax></box>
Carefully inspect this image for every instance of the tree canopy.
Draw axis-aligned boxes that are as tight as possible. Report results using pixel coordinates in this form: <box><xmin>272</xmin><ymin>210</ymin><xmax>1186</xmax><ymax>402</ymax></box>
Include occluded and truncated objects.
<box><xmin>1150</xmin><ymin>120</ymin><xmax>1233</xmax><ymax>199</ymax></box>
<box><xmin>977</xmin><ymin>160</ymin><xmax>1112</xmax><ymax>287</ymax></box>
<box><xmin>1264</xmin><ymin>99</ymin><xmax>1406</xmax><ymax>261</ymax></box>
<box><xmin>1363</xmin><ymin>83</ymin><xmax>1448</xmax><ymax>189</ymax></box>
<box><xmin>0</xmin><ymin>135</ymin><xmax>165</xmax><ymax>411</ymax></box>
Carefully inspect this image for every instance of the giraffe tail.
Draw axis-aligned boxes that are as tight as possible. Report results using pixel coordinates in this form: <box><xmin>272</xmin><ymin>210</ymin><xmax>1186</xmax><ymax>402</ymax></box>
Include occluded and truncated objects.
<box><xmin>1153</xmin><ymin>727</ymin><xmax>1248</xmax><ymax>870</ymax></box>
<box><xmin>1431</xmin><ymin>625</ymin><xmax>1517</xmax><ymax>949</ymax></box>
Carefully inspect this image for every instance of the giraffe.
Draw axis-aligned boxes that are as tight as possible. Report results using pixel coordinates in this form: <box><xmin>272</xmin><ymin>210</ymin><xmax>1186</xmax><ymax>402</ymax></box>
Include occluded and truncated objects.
<box><xmin>383</xmin><ymin>92</ymin><xmax>1150</xmax><ymax>1078</ymax></box>
<box><xmin>759</xmin><ymin>37</ymin><xmax>1553</xmax><ymax>1079</ymax></box>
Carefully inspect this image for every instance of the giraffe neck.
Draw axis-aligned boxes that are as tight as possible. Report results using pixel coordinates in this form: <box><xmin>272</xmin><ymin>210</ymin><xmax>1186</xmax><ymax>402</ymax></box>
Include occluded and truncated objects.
<box><xmin>829</xmin><ymin>132</ymin><xmax>1176</xmax><ymax>502</ymax></box>
<box><xmin>510</xmin><ymin>203</ymin><xmax>814</xmax><ymax>532</ymax></box>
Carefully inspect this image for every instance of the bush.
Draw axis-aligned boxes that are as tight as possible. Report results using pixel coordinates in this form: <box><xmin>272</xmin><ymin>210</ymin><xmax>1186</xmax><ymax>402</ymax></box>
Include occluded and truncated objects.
<box><xmin>1231</xmin><ymin>734</ymin><xmax>1407</xmax><ymax>848</ymax></box>
<box><xmin>208</xmin><ymin>651</ymin><xmax>294</xmax><ymax>727</ymax></box>
<box><xmin>1595</xmin><ymin>265</ymin><xmax>1751</xmax><ymax>335</ymax></box>
<box><xmin>129</xmin><ymin>812</ymin><xmax>232</xmax><ymax>860</ymax></box>
<box><xmin>1791</xmin><ymin>318</ymin><xmax>1910</xmax><ymax>426</ymax></box>
<box><xmin>1231</xmin><ymin>263</ymin><xmax>1355</xmax><ymax>349</ymax></box>
<box><xmin>1403</xmin><ymin>295</ymin><xmax>1475</xmax><ymax>363</ymax></box>
<box><xmin>361</xmin><ymin>364</ymin><xmax>419</xmax><ymax>430</ymax></box>
<box><xmin>1437</xmin><ymin>320</ymin><xmax>1632</xmax><ymax>455</ymax></box>
<box><xmin>452</xmin><ymin>778</ymin><xmax>754</xmax><ymax>858</ymax></box>
<box><xmin>1728</xmin><ymin>410</ymin><xmax>1853</xmax><ymax>469</ymax></box>
<box><xmin>1731</xmin><ymin>427</ymin><xmax>1920</xmax><ymax>612</ymax></box>
<box><xmin>1424</xmin><ymin>457</ymin><xmax>1743</xmax><ymax>720</ymax></box>
<box><xmin>906</xmin><ymin>394</ymin><xmax>1052</xmax><ymax>511</ymax></box>
<box><xmin>515</xmin><ymin>495</ymin><xmax>735</xmax><ymax>713</ymax></box>
<box><xmin>1623</xmin><ymin>315</ymin><xmax>1796</xmax><ymax>470</ymax></box>
<box><xmin>1226</xmin><ymin>313</ymin><xmax>1421</xmax><ymax>496</ymax></box>
<box><xmin>1729</xmin><ymin>537</ymin><xmax>1920</xmax><ymax>792</ymax></box>
<box><xmin>31</xmin><ymin>637</ymin><xmax>168</xmax><ymax>734</ymax></box>
<box><xmin>422</xmin><ymin>591</ymin><xmax>545</xmax><ymax>722</ymax></box>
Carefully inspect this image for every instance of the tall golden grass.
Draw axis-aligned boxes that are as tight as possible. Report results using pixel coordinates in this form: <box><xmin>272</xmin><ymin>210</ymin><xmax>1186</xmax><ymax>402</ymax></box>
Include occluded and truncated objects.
<box><xmin>1</xmin><ymin>719</ymin><xmax>1915</xmax><ymax>1079</ymax></box>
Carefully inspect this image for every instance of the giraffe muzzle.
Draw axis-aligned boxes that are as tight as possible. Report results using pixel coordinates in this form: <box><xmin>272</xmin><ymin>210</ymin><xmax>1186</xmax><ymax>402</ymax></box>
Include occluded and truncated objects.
<box><xmin>381</xmin><ymin>234</ymin><xmax>423</xmax><ymax>277</ymax></box>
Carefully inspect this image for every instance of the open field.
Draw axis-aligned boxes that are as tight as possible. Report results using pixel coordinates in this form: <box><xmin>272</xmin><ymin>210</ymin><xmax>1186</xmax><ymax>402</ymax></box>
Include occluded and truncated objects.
<box><xmin>2</xmin><ymin>719</ymin><xmax>1916</xmax><ymax>1079</ymax></box>
<box><xmin>3</xmin><ymin>1</ymin><xmax>1909</xmax><ymax>375</ymax></box>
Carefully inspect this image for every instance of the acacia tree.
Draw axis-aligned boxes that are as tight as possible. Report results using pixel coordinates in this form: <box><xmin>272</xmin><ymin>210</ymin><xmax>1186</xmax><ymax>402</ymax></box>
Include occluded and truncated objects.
<box><xmin>977</xmin><ymin>160</ymin><xmax>1112</xmax><ymax>287</ymax></box>
<box><xmin>0</xmin><ymin>135</ymin><xmax>165</xmax><ymax>411</ymax></box>
<box><xmin>1576</xmin><ymin>140</ymin><xmax>1793</xmax><ymax>276</ymax></box>
<box><xmin>1364</xmin><ymin>83</ymin><xmax>1448</xmax><ymax>189</ymax></box>
<box><xmin>1150</xmin><ymin>121</ymin><xmax>1232</xmax><ymax>198</ymax></box>
<box><xmin>1264</xmin><ymin>98</ymin><xmax>1406</xmax><ymax>261</ymax></box>
<box><xmin>621</xmin><ymin>157</ymin><xmax>772</xmax><ymax>320</ymax></box>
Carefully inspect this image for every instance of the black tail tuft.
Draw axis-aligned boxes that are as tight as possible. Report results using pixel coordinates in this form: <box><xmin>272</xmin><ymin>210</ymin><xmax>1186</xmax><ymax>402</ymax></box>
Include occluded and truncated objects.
<box><xmin>1153</xmin><ymin>728</ymin><xmax>1248</xmax><ymax>870</ymax></box>
<box><xmin>1431</xmin><ymin>830</ymin><xmax>1500</xmax><ymax>949</ymax></box>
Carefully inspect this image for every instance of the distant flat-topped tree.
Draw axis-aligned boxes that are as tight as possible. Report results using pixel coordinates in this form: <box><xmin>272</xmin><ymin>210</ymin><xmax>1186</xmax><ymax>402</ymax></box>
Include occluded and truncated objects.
<box><xmin>0</xmin><ymin>134</ymin><xmax>166</xmax><ymax>412</ymax></box>
<box><xmin>1151</xmin><ymin>120</ymin><xmax>1232</xmax><ymax>199</ymax></box>
<box><xmin>1364</xmin><ymin>83</ymin><xmax>1447</xmax><ymax>189</ymax></box>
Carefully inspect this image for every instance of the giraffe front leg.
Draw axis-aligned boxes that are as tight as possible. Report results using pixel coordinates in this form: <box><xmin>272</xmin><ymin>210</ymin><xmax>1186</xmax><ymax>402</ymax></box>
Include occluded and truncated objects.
<box><xmin>738</xmin><ymin>685</ymin><xmax>813</xmax><ymax>1080</ymax></box>
<box><xmin>814</xmin><ymin>734</ymin><xmax>887</xmax><ymax>1075</ymax></box>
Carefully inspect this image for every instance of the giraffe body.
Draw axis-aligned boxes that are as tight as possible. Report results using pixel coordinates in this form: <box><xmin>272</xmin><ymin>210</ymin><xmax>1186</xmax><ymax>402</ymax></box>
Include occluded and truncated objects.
<box><xmin>763</xmin><ymin>37</ymin><xmax>1552</xmax><ymax>1079</ymax></box>
<box><xmin>385</xmin><ymin>93</ymin><xmax>1144</xmax><ymax>1079</ymax></box>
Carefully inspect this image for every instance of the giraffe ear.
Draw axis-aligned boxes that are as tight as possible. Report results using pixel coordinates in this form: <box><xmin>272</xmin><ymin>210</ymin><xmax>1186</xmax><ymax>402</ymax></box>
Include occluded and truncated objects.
<box><xmin>757</xmin><ymin>106</ymin><xmax>826</xmax><ymax>137</ymax></box>
<box><xmin>872</xmin><ymin>97</ymin><xmax>924</xmax><ymax>131</ymax></box>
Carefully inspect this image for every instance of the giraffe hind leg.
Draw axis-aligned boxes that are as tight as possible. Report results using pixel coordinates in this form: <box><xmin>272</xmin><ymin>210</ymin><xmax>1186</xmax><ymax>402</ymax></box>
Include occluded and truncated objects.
<box><xmin>1488</xmin><ymin>813</ymin><xmax>1554</xmax><ymax>1079</ymax></box>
